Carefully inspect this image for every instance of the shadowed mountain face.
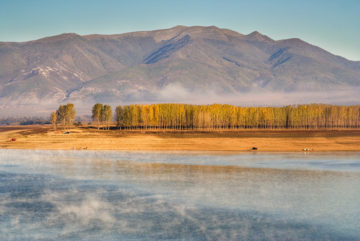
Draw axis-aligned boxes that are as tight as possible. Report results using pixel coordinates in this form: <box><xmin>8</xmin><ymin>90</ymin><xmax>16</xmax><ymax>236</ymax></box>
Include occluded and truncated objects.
<box><xmin>0</xmin><ymin>26</ymin><xmax>359</xmax><ymax>116</ymax></box>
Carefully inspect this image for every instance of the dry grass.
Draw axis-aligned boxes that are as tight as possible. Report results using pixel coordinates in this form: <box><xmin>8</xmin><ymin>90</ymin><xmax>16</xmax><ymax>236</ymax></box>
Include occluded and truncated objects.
<box><xmin>1</xmin><ymin>125</ymin><xmax>360</xmax><ymax>152</ymax></box>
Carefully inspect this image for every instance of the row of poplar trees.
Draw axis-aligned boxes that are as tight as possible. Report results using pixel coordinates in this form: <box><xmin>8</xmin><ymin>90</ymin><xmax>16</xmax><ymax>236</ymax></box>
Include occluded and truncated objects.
<box><xmin>92</xmin><ymin>103</ymin><xmax>113</xmax><ymax>129</ymax></box>
<box><xmin>50</xmin><ymin>104</ymin><xmax>76</xmax><ymax>130</ymax></box>
<box><xmin>114</xmin><ymin>103</ymin><xmax>360</xmax><ymax>129</ymax></box>
<box><xmin>52</xmin><ymin>103</ymin><xmax>360</xmax><ymax>130</ymax></box>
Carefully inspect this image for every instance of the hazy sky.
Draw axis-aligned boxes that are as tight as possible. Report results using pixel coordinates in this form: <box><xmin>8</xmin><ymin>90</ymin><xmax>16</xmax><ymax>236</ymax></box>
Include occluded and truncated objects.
<box><xmin>0</xmin><ymin>0</ymin><xmax>359</xmax><ymax>60</ymax></box>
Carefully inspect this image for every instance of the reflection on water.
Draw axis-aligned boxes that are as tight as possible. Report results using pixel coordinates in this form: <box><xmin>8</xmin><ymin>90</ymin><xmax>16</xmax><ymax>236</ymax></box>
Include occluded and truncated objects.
<box><xmin>0</xmin><ymin>150</ymin><xmax>360</xmax><ymax>240</ymax></box>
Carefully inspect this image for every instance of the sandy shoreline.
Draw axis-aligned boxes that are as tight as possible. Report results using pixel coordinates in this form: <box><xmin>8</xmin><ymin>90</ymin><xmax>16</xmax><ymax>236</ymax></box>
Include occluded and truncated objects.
<box><xmin>1</xmin><ymin>125</ymin><xmax>360</xmax><ymax>152</ymax></box>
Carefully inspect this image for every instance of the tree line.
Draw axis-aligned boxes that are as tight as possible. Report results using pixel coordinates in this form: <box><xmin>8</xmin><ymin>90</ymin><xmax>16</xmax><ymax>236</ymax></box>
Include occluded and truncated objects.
<box><xmin>0</xmin><ymin>117</ymin><xmax>49</xmax><ymax>126</ymax></box>
<box><xmin>50</xmin><ymin>103</ymin><xmax>360</xmax><ymax>129</ymax></box>
<box><xmin>115</xmin><ymin>103</ymin><xmax>360</xmax><ymax>129</ymax></box>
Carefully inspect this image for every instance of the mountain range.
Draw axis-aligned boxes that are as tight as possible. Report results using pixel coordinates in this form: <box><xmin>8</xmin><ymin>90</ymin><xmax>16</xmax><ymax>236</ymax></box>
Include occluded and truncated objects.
<box><xmin>0</xmin><ymin>25</ymin><xmax>359</xmax><ymax>117</ymax></box>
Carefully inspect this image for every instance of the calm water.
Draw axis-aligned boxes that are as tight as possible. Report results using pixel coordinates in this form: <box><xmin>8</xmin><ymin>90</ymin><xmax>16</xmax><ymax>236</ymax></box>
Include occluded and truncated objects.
<box><xmin>0</xmin><ymin>150</ymin><xmax>359</xmax><ymax>241</ymax></box>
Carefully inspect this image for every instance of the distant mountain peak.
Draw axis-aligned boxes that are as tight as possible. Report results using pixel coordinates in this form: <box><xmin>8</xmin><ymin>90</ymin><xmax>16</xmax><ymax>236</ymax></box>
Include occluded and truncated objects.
<box><xmin>172</xmin><ymin>25</ymin><xmax>188</xmax><ymax>29</ymax></box>
<box><xmin>247</xmin><ymin>31</ymin><xmax>273</xmax><ymax>42</ymax></box>
<box><xmin>249</xmin><ymin>30</ymin><xmax>261</xmax><ymax>35</ymax></box>
<box><xmin>33</xmin><ymin>33</ymin><xmax>82</xmax><ymax>43</ymax></box>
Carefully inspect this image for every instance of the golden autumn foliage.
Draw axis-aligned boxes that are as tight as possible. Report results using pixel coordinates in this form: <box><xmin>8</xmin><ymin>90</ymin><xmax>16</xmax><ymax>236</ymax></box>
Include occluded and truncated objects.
<box><xmin>55</xmin><ymin>103</ymin><xmax>76</xmax><ymax>129</ymax></box>
<box><xmin>114</xmin><ymin>103</ymin><xmax>360</xmax><ymax>129</ymax></box>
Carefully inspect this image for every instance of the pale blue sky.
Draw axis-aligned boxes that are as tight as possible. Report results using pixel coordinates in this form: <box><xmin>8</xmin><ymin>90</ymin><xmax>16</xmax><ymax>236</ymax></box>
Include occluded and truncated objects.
<box><xmin>0</xmin><ymin>0</ymin><xmax>359</xmax><ymax>60</ymax></box>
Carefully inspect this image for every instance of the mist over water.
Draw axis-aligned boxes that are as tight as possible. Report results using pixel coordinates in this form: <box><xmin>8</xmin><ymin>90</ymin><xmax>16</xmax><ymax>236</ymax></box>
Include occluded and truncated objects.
<box><xmin>0</xmin><ymin>150</ymin><xmax>360</xmax><ymax>240</ymax></box>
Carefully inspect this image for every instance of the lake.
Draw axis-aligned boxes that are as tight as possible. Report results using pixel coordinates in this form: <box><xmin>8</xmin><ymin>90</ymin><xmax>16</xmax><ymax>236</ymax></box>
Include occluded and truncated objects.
<box><xmin>0</xmin><ymin>150</ymin><xmax>359</xmax><ymax>240</ymax></box>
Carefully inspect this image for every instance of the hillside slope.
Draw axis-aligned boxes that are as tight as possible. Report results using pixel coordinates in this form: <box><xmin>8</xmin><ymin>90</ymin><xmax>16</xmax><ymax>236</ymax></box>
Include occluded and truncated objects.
<box><xmin>0</xmin><ymin>26</ymin><xmax>359</xmax><ymax>116</ymax></box>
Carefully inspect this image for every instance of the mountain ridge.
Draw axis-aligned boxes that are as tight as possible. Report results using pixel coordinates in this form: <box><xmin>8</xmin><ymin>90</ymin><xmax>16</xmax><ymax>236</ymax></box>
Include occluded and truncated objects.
<box><xmin>0</xmin><ymin>25</ymin><xmax>359</xmax><ymax>117</ymax></box>
<box><xmin>2</xmin><ymin>25</ymin><xmax>359</xmax><ymax>63</ymax></box>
